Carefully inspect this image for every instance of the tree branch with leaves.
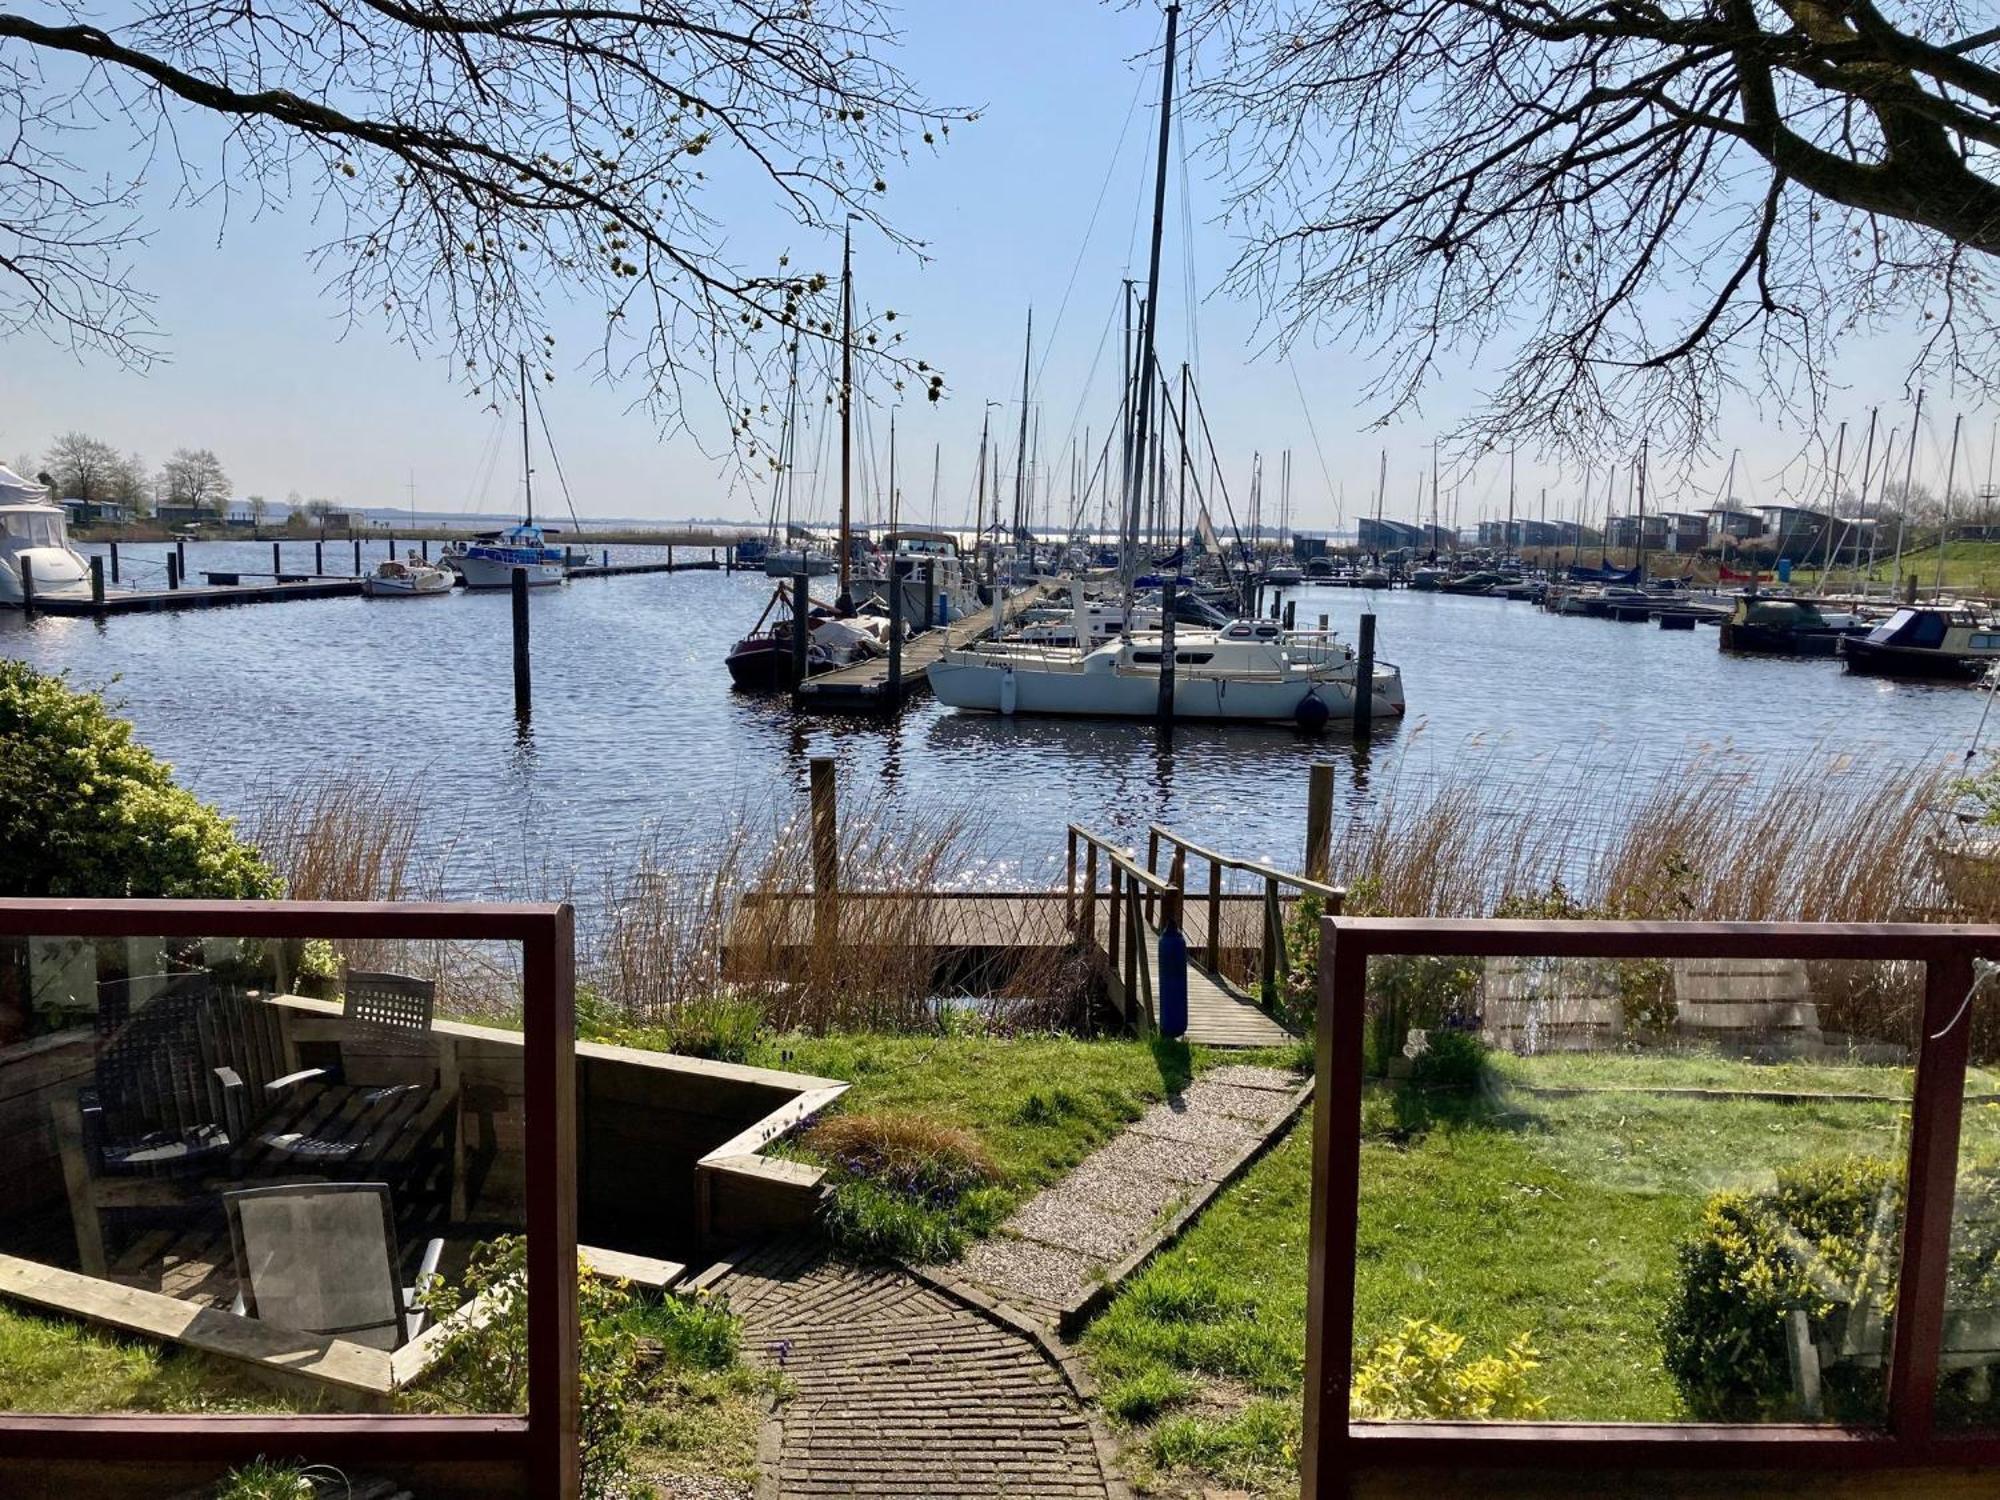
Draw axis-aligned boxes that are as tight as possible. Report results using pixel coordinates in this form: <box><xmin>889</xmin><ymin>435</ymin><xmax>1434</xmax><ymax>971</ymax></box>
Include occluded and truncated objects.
<box><xmin>1189</xmin><ymin>0</ymin><xmax>2000</xmax><ymax>456</ymax></box>
<box><xmin>1</xmin><ymin>0</ymin><xmax>956</xmax><ymax>452</ymax></box>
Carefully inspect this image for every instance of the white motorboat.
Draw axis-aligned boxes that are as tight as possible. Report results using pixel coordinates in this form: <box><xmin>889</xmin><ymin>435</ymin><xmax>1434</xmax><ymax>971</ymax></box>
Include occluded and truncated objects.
<box><xmin>361</xmin><ymin>554</ymin><xmax>454</xmax><ymax>597</ymax></box>
<box><xmin>1264</xmin><ymin>561</ymin><xmax>1305</xmax><ymax>586</ymax></box>
<box><xmin>0</xmin><ymin>472</ymin><xmax>93</xmax><ymax>605</ymax></box>
<box><xmin>451</xmin><ymin>524</ymin><xmax>566</xmax><ymax>589</ymax></box>
<box><xmin>763</xmin><ymin>547</ymin><xmax>836</xmax><ymax>579</ymax></box>
<box><xmin>871</xmin><ymin>530</ymin><xmax>984</xmax><ymax>627</ymax></box>
<box><xmin>930</xmin><ymin>618</ymin><xmax>1406</xmax><ymax>725</ymax></box>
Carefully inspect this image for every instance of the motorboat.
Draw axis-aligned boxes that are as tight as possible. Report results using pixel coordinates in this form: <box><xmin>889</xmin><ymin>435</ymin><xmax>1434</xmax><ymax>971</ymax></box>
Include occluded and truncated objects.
<box><xmin>764</xmin><ymin>546</ymin><xmax>836</xmax><ymax>579</ymax></box>
<box><xmin>930</xmin><ymin>618</ymin><xmax>1406</xmax><ymax>726</ymax></box>
<box><xmin>361</xmin><ymin>554</ymin><xmax>454</xmax><ymax>597</ymax></box>
<box><xmin>1716</xmin><ymin>596</ymin><xmax>1860</xmax><ymax>656</ymax></box>
<box><xmin>1264</xmin><ymin>560</ymin><xmax>1305</xmax><ymax>587</ymax></box>
<box><xmin>0</xmin><ymin>477</ymin><xmax>93</xmax><ymax>606</ymax></box>
<box><xmin>1840</xmin><ymin>606</ymin><xmax>2000</xmax><ymax>680</ymax></box>
<box><xmin>870</xmin><ymin>530</ymin><xmax>983</xmax><ymax>626</ymax></box>
<box><xmin>450</xmin><ymin>523</ymin><xmax>567</xmax><ymax>589</ymax></box>
<box><xmin>726</xmin><ymin>586</ymin><xmax>895</xmax><ymax>690</ymax></box>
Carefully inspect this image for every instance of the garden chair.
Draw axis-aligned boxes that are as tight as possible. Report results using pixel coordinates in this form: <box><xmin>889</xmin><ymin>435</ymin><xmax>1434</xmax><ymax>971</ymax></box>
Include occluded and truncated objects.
<box><xmin>224</xmin><ymin>1181</ymin><xmax>445</xmax><ymax>1351</ymax></box>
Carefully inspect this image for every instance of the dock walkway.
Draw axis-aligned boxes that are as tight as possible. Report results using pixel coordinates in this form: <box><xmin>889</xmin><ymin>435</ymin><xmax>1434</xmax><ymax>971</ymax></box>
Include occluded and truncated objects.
<box><xmin>794</xmin><ymin>581</ymin><xmax>1061</xmax><ymax>713</ymax></box>
<box><xmin>31</xmin><ymin>578</ymin><xmax>364</xmax><ymax>616</ymax></box>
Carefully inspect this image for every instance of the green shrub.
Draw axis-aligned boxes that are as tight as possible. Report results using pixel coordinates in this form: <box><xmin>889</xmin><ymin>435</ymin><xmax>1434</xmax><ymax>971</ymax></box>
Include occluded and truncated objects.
<box><xmin>1661</xmin><ymin>1155</ymin><xmax>1907</xmax><ymax>1420</ymax></box>
<box><xmin>412</xmin><ymin>1237</ymin><xmax>643</xmax><ymax>1499</ymax></box>
<box><xmin>0</xmin><ymin>662</ymin><xmax>278</xmax><ymax>900</ymax></box>
<box><xmin>1349</xmin><ymin>1319</ymin><xmax>1545</xmax><ymax>1419</ymax></box>
<box><xmin>1494</xmin><ymin>881</ymin><xmax>1676</xmax><ymax>1033</ymax></box>
<box><xmin>1409</xmin><ymin>1027</ymin><xmax>1488</xmax><ymax>1090</ymax></box>
<box><xmin>1366</xmin><ymin>955</ymin><xmax>1481</xmax><ymax>1076</ymax></box>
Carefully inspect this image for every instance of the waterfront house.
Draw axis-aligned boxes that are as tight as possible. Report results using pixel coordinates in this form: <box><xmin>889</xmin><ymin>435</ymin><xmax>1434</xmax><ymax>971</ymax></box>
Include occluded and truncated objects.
<box><xmin>1758</xmin><ymin>504</ymin><xmax>1835</xmax><ymax>564</ymax></box>
<box><xmin>56</xmin><ymin>498</ymin><xmax>132</xmax><ymax>528</ymax></box>
<box><xmin>1663</xmin><ymin>511</ymin><xmax>1708</xmax><ymax>553</ymax></box>
<box><xmin>1706</xmin><ymin>503</ymin><xmax>1765</xmax><ymax>544</ymax></box>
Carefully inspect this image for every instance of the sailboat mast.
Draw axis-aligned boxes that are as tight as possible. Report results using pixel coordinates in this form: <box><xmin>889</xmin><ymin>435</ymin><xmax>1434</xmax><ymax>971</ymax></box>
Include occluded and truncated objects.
<box><xmin>1636</xmin><ymin>438</ymin><xmax>1649</xmax><ymax>582</ymax></box>
<box><xmin>1938</xmin><ymin>412</ymin><xmax>1963</xmax><ymax>592</ymax></box>
<box><xmin>1124</xmin><ymin>0</ymin><xmax>1181</xmax><ymax>599</ymax></box>
<box><xmin>1893</xmin><ymin>387</ymin><xmax>1923</xmax><ymax>593</ymax></box>
<box><xmin>975</xmin><ymin>409</ymin><xmax>990</xmax><ymax>578</ymax></box>
<box><xmin>888</xmin><ymin>410</ymin><xmax>898</xmax><ymax>537</ymax></box>
<box><xmin>1507</xmin><ymin>447</ymin><xmax>1516</xmax><ymax>559</ymax></box>
<box><xmin>837</xmin><ymin>222</ymin><xmax>855</xmax><ymax>612</ymax></box>
<box><xmin>1014</xmin><ymin>309</ymin><xmax>1033</xmax><ymax>541</ymax></box>
<box><xmin>519</xmin><ymin>353</ymin><xmax>534</xmax><ymax>526</ymax></box>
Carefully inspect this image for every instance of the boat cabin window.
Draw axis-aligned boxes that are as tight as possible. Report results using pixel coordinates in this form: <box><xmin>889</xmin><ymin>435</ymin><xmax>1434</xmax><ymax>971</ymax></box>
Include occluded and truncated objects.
<box><xmin>1</xmin><ymin>511</ymin><xmax>63</xmax><ymax>548</ymax></box>
<box><xmin>1175</xmin><ymin>651</ymin><xmax>1214</xmax><ymax>665</ymax></box>
<box><xmin>1973</xmin><ymin>633</ymin><xmax>2000</xmax><ymax>652</ymax></box>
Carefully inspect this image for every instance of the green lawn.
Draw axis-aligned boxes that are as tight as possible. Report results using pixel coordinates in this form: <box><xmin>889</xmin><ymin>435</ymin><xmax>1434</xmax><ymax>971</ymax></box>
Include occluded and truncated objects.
<box><xmin>745</xmin><ymin>1030</ymin><xmax>1309</xmax><ymax>1258</ymax></box>
<box><xmin>0</xmin><ymin>1302</ymin><xmax>307</xmax><ymax>1414</ymax></box>
<box><xmin>1083</xmin><ymin>1049</ymin><xmax>1996</xmax><ymax>1496</ymax></box>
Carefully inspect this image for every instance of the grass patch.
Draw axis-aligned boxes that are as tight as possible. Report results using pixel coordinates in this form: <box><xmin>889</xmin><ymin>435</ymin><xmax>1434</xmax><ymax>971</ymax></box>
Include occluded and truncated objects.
<box><xmin>1083</xmin><ymin>1049</ymin><xmax>2000</xmax><ymax>1493</ymax></box>
<box><xmin>0</xmin><ymin>1301</ymin><xmax>307</xmax><ymax>1414</ymax></box>
<box><xmin>750</xmin><ymin>1031</ymin><xmax>1230</xmax><ymax>1259</ymax></box>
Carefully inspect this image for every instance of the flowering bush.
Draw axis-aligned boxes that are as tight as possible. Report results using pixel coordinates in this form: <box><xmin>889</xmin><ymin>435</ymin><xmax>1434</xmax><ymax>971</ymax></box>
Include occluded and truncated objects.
<box><xmin>1349</xmin><ymin>1319</ymin><xmax>1545</xmax><ymax>1420</ymax></box>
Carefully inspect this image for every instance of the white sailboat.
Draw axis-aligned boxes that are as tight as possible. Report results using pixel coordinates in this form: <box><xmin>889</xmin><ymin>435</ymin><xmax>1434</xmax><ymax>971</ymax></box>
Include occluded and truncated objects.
<box><xmin>452</xmin><ymin>356</ymin><xmax>568</xmax><ymax>589</ymax></box>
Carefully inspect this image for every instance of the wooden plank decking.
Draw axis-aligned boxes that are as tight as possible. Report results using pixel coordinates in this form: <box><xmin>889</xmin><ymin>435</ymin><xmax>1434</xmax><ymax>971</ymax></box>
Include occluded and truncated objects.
<box><xmin>31</xmin><ymin>578</ymin><xmax>363</xmax><ymax>615</ymax></box>
<box><xmin>793</xmin><ymin>582</ymin><xmax>1063</xmax><ymax>712</ymax></box>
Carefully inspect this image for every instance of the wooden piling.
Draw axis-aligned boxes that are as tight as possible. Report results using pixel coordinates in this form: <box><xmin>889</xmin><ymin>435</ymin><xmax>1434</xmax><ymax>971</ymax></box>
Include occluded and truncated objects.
<box><xmin>810</xmin><ymin>756</ymin><xmax>839</xmax><ymax>942</ymax></box>
<box><xmin>1305</xmin><ymin>762</ymin><xmax>1334</xmax><ymax>880</ymax></box>
<box><xmin>272</xmin><ymin>540</ymin><xmax>282</xmax><ymax>576</ymax></box>
<box><xmin>1319</xmin><ymin>614</ymin><xmax>1329</xmax><ymax>633</ymax></box>
<box><xmin>668</xmin><ymin>545</ymin><xmax>675</xmax><ymax>570</ymax></box>
<box><xmin>19</xmin><ymin>556</ymin><xmax>35</xmax><ymax>618</ymax></box>
<box><xmin>1157</xmin><ymin>573</ymin><xmax>1178</xmax><ymax>722</ymax></box>
<box><xmin>1354</xmin><ymin>612</ymin><xmax>1376</xmax><ymax>737</ymax></box>
<box><xmin>315</xmin><ymin>541</ymin><xmax>324</xmax><ymax>574</ymax></box>
<box><xmin>511</xmin><ymin>566</ymin><xmax>532</xmax><ymax>721</ymax></box>
<box><xmin>353</xmin><ymin>538</ymin><xmax>362</xmax><ymax>574</ymax></box>
<box><xmin>1284</xmin><ymin>599</ymin><xmax>1296</xmax><ymax>631</ymax></box>
<box><xmin>175</xmin><ymin>539</ymin><xmax>186</xmax><ymax>578</ymax></box>
<box><xmin>790</xmin><ymin>574</ymin><xmax>810</xmax><ymax>696</ymax></box>
<box><xmin>89</xmin><ymin>556</ymin><xmax>104</xmax><ymax>606</ymax></box>
<box><xmin>108</xmin><ymin>541</ymin><xmax>119</xmax><ymax>583</ymax></box>
<box><xmin>422</xmin><ymin>539</ymin><xmax>430</xmax><ymax>562</ymax></box>
<box><xmin>166</xmin><ymin>552</ymin><xmax>180</xmax><ymax>591</ymax></box>
<box><xmin>887</xmin><ymin>560</ymin><xmax>905</xmax><ymax>700</ymax></box>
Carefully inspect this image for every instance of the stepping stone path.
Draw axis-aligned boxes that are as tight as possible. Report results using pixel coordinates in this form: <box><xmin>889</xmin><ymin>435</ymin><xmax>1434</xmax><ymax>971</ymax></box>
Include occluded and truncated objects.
<box><xmin>936</xmin><ymin>1064</ymin><xmax>1307</xmax><ymax>1328</ymax></box>
<box><xmin>714</xmin><ymin>1239</ymin><xmax>1112</xmax><ymax>1498</ymax></box>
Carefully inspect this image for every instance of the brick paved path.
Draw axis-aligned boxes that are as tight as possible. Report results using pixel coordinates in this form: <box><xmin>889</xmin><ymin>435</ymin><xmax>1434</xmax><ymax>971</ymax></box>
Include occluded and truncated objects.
<box><xmin>714</xmin><ymin>1238</ymin><xmax>1111</xmax><ymax>1499</ymax></box>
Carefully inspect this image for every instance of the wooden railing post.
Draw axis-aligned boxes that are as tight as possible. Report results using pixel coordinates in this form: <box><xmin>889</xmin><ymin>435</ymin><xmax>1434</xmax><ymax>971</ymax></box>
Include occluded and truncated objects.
<box><xmin>810</xmin><ymin>757</ymin><xmax>839</xmax><ymax>945</ymax></box>
<box><xmin>1207</xmin><ymin>858</ymin><xmax>1223</xmax><ymax>974</ymax></box>
<box><xmin>1305</xmin><ymin>761</ymin><xmax>1334</xmax><ymax>882</ymax></box>
<box><xmin>1066</xmin><ymin>828</ymin><xmax>1078</xmax><ymax>926</ymax></box>
<box><xmin>1083</xmin><ymin>843</ymin><xmax>1099</xmax><ymax>948</ymax></box>
<box><xmin>1260</xmin><ymin>874</ymin><xmax>1281</xmax><ymax>1005</ymax></box>
<box><xmin>1107</xmin><ymin>863</ymin><xmax>1123</xmax><ymax>977</ymax></box>
<box><xmin>1147</xmin><ymin>826</ymin><xmax>1161</xmax><ymax>879</ymax></box>
<box><xmin>1124</xmin><ymin>892</ymin><xmax>1140</xmax><ymax>1020</ymax></box>
<box><xmin>1887</xmin><ymin>948</ymin><xmax>1977</xmax><ymax>1441</ymax></box>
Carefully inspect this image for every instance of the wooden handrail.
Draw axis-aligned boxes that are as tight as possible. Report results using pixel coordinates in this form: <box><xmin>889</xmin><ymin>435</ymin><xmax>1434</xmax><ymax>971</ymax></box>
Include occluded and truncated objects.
<box><xmin>1146</xmin><ymin>822</ymin><xmax>1348</xmax><ymax>903</ymax></box>
<box><xmin>1066</xmin><ymin>823</ymin><xmax>1176</xmax><ymax>899</ymax></box>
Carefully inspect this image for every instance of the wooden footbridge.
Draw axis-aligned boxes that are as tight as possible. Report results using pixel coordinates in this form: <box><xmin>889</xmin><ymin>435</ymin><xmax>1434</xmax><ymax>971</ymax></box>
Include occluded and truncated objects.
<box><xmin>722</xmin><ymin>761</ymin><xmax>1344</xmax><ymax>1049</ymax></box>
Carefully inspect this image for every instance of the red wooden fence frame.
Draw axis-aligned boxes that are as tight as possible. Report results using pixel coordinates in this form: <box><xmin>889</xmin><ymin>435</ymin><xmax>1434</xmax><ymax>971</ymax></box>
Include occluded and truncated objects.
<box><xmin>1304</xmin><ymin>917</ymin><xmax>2000</xmax><ymax>1495</ymax></box>
<box><xmin>0</xmin><ymin>898</ymin><xmax>579</xmax><ymax>1499</ymax></box>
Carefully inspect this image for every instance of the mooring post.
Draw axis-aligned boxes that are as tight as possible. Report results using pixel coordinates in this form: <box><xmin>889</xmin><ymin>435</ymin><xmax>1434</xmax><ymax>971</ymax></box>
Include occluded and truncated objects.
<box><xmin>314</xmin><ymin>541</ymin><xmax>324</xmax><ymax>575</ymax></box>
<box><xmin>19</xmin><ymin>556</ymin><xmax>35</xmax><ymax>618</ymax></box>
<box><xmin>387</xmin><ymin>534</ymin><xmax>396</xmax><ymax>558</ymax></box>
<box><xmin>511</xmin><ymin>566</ymin><xmax>532</xmax><ymax>721</ymax></box>
<box><xmin>272</xmin><ymin>540</ymin><xmax>281</xmax><ymax>576</ymax></box>
<box><xmin>790</xmin><ymin>573</ymin><xmax>810</xmax><ymax>696</ymax></box>
<box><xmin>887</xmin><ymin>559</ymin><xmax>905</xmax><ymax>702</ymax></box>
<box><xmin>710</xmin><ymin>548</ymin><xmax>717</xmax><ymax>566</ymax></box>
<box><xmin>668</xmin><ymin>545</ymin><xmax>675</xmax><ymax>571</ymax></box>
<box><xmin>353</xmin><ymin>538</ymin><xmax>362</xmax><ymax>574</ymax></box>
<box><xmin>1283</xmin><ymin>599</ymin><xmax>1296</xmax><ymax>631</ymax></box>
<box><xmin>1157</xmin><ymin>572</ymin><xmax>1178</xmax><ymax>722</ymax></box>
<box><xmin>1319</xmin><ymin>614</ymin><xmax>1329</xmax><ymax>634</ymax></box>
<box><xmin>422</xmin><ymin>539</ymin><xmax>430</xmax><ymax>563</ymax></box>
<box><xmin>175</xmin><ymin>539</ymin><xmax>186</xmax><ymax>579</ymax></box>
<box><xmin>166</xmin><ymin>552</ymin><xmax>180</xmax><ymax>591</ymax></box>
<box><xmin>725</xmin><ymin>545</ymin><xmax>733</xmax><ymax>574</ymax></box>
<box><xmin>810</xmin><ymin>756</ymin><xmax>839</xmax><ymax>943</ymax></box>
<box><xmin>1305</xmin><ymin>761</ymin><xmax>1334</xmax><ymax>881</ymax></box>
<box><xmin>1354</xmin><ymin>612</ymin><xmax>1376</xmax><ymax>738</ymax></box>
<box><xmin>109</xmin><ymin>541</ymin><xmax>119</xmax><ymax>583</ymax></box>
<box><xmin>89</xmin><ymin>556</ymin><xmax>104</xmax><ymax>606</ymax></box>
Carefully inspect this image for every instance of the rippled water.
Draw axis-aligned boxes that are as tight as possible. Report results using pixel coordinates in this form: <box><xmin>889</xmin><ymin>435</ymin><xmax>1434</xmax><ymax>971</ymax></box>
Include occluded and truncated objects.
<box><xmin>3</xmin><ymin>539</ymin><xmax>1991</xmax><ymax>892</ymax></box>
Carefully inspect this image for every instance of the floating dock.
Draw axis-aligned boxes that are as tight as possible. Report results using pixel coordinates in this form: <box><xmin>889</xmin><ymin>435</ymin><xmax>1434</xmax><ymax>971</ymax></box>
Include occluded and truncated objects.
<box><xmin>30</xmin><ymin>578</ymin><xmax>364</xmax><ymax>616</ymax></box>
<box><xmin>794</xmin><ymin>582</ymin><xmax>1062</xmax><ymax>713</ymax></box>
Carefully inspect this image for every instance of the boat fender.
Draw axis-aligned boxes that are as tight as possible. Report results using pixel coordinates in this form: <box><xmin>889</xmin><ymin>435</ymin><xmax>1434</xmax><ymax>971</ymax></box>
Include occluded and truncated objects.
<box><xmin>1295</xmin><ymin>692</ymin><xmax>1330</xmax><ymax>731</ymax></box>
<box><xmin>1000</xmin><ymin>666</ymin><xmax>1017</xmax><ymax>716</ymax></box>
<box><xmin>1158</xmin><ymin>925</ymin><xmax>1189</xmax><ymax>1039</ymax></box>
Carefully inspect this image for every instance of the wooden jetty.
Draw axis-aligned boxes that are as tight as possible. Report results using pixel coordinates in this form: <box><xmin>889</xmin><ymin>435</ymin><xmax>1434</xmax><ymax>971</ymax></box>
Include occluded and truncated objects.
<box><xmin>794</xmin><ymin>580</ymin><xmax>1062</xmax><ymax>713</ymax></box>
<box><xmin>722</xmin><ymin>761</ymin><xmax>1345</xmax><ymax>1049</ymax></box>
<box><xmin>33</xmin><ymin>578</ymin><xmax>362</xmax><ymax>616</ymax></box>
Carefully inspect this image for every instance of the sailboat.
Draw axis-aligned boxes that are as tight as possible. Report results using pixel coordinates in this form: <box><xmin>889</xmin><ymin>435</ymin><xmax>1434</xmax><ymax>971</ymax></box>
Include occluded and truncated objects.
<box><xmin>448</xmin><ymin>356</ymin><xmax>568</xmax><ymax>589</ymax></box>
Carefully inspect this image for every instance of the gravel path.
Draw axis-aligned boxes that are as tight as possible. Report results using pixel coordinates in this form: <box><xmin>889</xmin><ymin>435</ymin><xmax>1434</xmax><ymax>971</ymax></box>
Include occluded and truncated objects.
<box><xmin>934</xmin><ymin>1064</ymin><xmax>1305</xmax><ymax>1328</ymax></box>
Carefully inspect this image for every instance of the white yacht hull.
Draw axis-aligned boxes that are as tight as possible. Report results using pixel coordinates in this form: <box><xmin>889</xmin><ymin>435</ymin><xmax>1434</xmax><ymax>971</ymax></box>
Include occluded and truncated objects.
<box><xmin>930</xmin><ymin>654</ymin><xmax>1404</xmax><ymax>722</ymax></box>
<box><xmin>457</xmin><ymin>554</ymin><xmax>565</xmax><ymax>589</ymax></box>
<box><xmin>0</xmin><ymin>546</ymin><xmax>92</xmax><ymax>605</ymax></box>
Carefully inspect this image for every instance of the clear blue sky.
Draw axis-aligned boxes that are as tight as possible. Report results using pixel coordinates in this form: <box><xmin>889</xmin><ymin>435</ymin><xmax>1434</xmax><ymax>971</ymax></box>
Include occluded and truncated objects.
<box><xmin>6</xmin><ymin>1</ymin><xmax>1990</xmax><ymax>532</ymax></box>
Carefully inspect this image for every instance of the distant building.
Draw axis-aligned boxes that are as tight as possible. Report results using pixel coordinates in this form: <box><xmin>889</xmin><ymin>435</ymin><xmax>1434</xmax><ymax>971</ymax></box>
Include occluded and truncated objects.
<box><xmin>1758</xmin><ymin>505</ymin><xmax>1834</xmax><ymax>564</ymax></box>
<box><xmin>58</xmin><ymin>498</ymin><xmax>132</xmax><ymax>526</ymax></box>
<box><xmin>324</xmin><ymin>511</ymin><xmax>358</xmax><ymax>533</ymax></box>
<box><xmin>1605</xmin><ymin>514</ymin><xmax>1669</xmax><ymax>550</ymax></box>
<box><xmin>155</xmin><ymin>503</ymin><xmax>216</xmax><ymax>528</ymax></box>
<box><xmin>1358</xmin><ymin>516</ymin><xmax>1427</xmax><ymax>552</ymax></box>
<box><xmin>1662</xmin><ymin>512</ymin><xmax>1708</xmax><ymax>554</ymax></box>
<box><xmin>1706</xmin><ymin>504</ymin><xmax>1764</xmax><ymax>544</ymax></box>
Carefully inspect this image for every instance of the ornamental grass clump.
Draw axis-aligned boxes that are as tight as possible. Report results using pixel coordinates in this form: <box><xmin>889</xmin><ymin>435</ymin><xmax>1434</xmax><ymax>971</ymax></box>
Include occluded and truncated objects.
<box><xmin>805</xmin><ymin>1110</ymin><xmax>1002</xmax><ymax>1261</ymax></box>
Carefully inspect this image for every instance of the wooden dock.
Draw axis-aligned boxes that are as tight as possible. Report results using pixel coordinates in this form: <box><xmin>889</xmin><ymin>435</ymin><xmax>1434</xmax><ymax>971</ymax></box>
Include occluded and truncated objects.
<box><xmin>794</xmin><ymin>582</ymin><xmax>1061</xmax><ymax>713</ymax></box>
<box><xmin>32</xmin><ymin>578</ymin><xmax>363</xmax><ymax>616</ymax></box>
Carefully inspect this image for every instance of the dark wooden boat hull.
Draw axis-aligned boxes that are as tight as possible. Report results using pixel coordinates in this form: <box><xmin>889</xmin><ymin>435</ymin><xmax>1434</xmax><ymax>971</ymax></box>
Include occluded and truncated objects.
<box><xmin>726</xmin><ymin>635</ymin><xmax>796</xmax><ymax>691</ymax></box>
<box><xmin>1840</xmin><ymin>636</ymin><xmax>1992</xmax><ymax>680</ymax></box>
<box><xmin>1719</xmin><ymin>621</ymin><xmax>1845</xmax><ymax>656</ymax></box>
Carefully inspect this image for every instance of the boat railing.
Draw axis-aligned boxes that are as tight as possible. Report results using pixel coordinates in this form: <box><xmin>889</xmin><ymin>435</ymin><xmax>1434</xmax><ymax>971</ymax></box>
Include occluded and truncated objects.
<box><xmin>1142</xmin><ymin>823</ymin><xmax>1346</xmax><ymax>1006</ymax></box>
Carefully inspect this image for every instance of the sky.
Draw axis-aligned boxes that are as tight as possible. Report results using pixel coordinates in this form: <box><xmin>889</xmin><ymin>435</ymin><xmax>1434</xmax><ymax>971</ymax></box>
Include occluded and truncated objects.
<box><xmin>6</xmin><ymin>1</ymin><xmax>1995</xmax><ymax>534</ymax></box>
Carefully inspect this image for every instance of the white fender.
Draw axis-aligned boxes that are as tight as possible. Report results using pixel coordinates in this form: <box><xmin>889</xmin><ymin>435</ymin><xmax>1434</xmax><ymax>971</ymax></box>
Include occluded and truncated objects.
<box><xmin>1000</xmin><ymin>666</ymin><xmax>1018</xmax><ymax>716</ymax></box>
